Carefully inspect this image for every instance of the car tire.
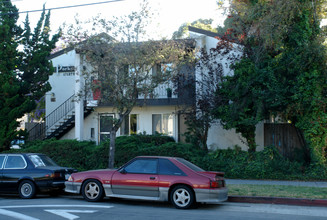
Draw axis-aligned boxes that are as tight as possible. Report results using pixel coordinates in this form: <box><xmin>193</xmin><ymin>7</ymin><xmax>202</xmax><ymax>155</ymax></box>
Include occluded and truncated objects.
<box><xmin>170</xmin><ymin>185</ymin><xmax>195</xmax><ymax>209</ymax></box>
<box><xmin>19</xmin><ymin>180</ymin><xmax>36</xmax><ymax>199</ymax></box>
<box><xmin>82</xmin><ymin>179</ymin><xmax>104</xmax><ymax>202</ymax></box>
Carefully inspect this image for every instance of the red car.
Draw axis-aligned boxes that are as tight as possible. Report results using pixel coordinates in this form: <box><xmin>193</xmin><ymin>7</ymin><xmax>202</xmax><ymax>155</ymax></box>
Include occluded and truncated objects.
<box><xmin>65</xmin><ymin>156</ymin><xmax>228</xmax><ymax>209</ymax></box>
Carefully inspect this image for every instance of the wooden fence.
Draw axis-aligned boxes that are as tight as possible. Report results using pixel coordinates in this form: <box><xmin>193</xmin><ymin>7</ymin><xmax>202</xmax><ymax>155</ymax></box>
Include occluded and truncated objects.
<box><xmin>264</xmin><ymin>123</ymin><xmax>306</xmax><ymax>160</ymax></box>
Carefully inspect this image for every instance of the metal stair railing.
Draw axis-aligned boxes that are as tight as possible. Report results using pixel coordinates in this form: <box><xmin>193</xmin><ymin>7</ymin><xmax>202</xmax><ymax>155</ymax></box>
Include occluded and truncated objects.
<box><xmin>27</xmin><ymin>94</ymin><xmax>75</xmax><ymax>141</ymax></box>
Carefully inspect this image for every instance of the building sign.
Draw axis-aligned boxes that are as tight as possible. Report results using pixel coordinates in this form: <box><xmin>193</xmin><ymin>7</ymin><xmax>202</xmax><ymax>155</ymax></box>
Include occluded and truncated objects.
<box><xmin>54</xmin><ymin>65</ymin><xmax>75</xmax><ymax>76</ymax></box>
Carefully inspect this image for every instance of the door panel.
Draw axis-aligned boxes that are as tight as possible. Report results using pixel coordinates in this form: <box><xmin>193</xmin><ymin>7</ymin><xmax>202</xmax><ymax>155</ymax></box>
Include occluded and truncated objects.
<box><xmin>111</xmin><ymin>158</ymin><xmax>159</xmax><ymax>198</ymax></box>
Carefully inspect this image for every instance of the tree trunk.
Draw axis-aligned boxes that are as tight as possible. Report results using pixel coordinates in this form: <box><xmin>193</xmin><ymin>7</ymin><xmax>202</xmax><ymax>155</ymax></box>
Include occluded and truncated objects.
<box><xmin>108</xmin><ymin>129</ymin><xmax>116</xmax><ymax>169</ymax></box>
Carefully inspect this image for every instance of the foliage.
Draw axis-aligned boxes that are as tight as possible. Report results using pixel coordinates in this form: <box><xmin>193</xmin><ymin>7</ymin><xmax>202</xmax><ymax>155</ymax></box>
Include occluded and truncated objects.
<box><xmin>8</xmin><ymin>137</ymin><xmax>327</xmax><ymax>180</ymax></box>
<box><xmin>172</xmin><ymin>18</ymin><xmax>218</xmax><ymax>39</ymax></box>
<box><xmin>0</xmin><ymin>2</ymin><xmax>59</xmax><ymax>150</ymax></box>
<box><xmin>177</xmin><ymin>47</ymin><xmax>227</xmax><ymax>152</ymax></box>
<box><xmin>214</xmin><ymin>0</ymin><xmax>327</xmax><ymax>159</ymax></box>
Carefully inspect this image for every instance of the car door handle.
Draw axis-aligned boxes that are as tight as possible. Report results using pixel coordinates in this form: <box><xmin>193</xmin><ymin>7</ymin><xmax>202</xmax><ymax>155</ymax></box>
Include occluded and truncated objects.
<box><xmin>149</xmin><ymin>177</ymin><xmax>156</xmax><ymax>180</ymax></box>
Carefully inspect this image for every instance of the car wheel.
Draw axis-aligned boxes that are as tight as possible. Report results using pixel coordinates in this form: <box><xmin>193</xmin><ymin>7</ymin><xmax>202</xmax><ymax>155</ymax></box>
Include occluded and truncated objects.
<box><xmin>170</xmin><ymin>185</ymin><xmax>195</xmax><ymax>209</ymax></box>
<box><xmin>82</xmin><ymin>179</ymin><xmax>104</xmax><ymax>202</ymax></box>
<box><xmin>19</xmin><ymin>180</ymin><xmax>36</xmax><ymax>199</ymax></box>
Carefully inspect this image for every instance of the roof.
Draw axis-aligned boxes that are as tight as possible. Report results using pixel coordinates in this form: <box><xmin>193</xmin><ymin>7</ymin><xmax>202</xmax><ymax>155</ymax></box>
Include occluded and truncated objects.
<box><xmin>48</xmin><ymin>47</ymin><xmax>74</xmax><ymax>60</ymax></box>
<box><xmin>188</xmin><ymin>26</ymin><xmax>222</xmax><ymax>38</ymax></box>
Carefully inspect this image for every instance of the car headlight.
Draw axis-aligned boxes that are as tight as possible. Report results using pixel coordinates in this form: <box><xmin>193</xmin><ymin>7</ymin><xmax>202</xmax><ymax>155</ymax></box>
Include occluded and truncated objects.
<box><xmin>67</xmin><ymin>175</ymin><xmax>73</xmax><ymax>182</ymax></box>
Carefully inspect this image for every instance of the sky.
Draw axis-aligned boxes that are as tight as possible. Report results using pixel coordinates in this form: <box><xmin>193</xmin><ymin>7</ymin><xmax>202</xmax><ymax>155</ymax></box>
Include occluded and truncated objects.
<box><xmin>12</xmin><ymin>0</ymin><xmax>227</xmax><ymax>39</ymax></box>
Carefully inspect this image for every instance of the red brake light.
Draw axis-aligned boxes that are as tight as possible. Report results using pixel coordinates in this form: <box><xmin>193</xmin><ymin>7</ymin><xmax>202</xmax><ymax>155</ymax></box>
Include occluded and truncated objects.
<box><xmin>210</xmin><ymin>180</ymin><xmax>225</xmax><ymax>188</ymax></box>
<box><xmin>210</xmin><ymin>181</ymin><xmax>219</xmax><ymax>188</ymax></box>
<box><xmin>50</xmin><ymin>172</ymin><xmax>61</xmax><ymax>178</ymax></box>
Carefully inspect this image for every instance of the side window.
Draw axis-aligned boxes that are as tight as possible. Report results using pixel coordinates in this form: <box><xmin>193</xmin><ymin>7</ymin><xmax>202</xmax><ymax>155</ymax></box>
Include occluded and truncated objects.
<box><xmin>159</xmin><ymin>159</ymin><xmax>186</xmax><ymax>176</ymax></box>
<box><xmin>124</xmin><ymin>159</ymin><xmax>158</xmax><ymax>174</ymax></box>
<box><xmin>4</xmin><ymin>155</ymin><xmax>26</xmax><ymax>169</ymax></box>
<box><xmin>0</xmin><ymin>156</ymin><xmax>5</xmax><ymax>169</ymax></box>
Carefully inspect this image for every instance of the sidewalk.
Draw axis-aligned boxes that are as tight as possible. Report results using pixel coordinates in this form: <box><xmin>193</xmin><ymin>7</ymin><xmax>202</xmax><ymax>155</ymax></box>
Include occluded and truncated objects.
<box><xmin>226</xmin><ymin>179</ymin><xmax>327</xmax><ymax>207</ymax></box>
<box><xmin>226</xmin><ymin>179</ymin><xmax>327</xmax><ymax>188</ymax></box>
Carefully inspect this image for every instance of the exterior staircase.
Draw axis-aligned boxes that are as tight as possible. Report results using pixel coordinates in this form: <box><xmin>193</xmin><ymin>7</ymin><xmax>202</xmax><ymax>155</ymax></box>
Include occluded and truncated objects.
<box><xmin>27</xmin><ymin>95</ymin><xmax>93</xmax><ymax>141</ymax></box>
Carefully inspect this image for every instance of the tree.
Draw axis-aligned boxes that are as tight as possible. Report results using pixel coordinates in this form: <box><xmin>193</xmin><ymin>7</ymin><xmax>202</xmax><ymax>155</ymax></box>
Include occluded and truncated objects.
<box><xmin>73</xmin><ymin>2</ymin><xmax>190</xmax><ymax>168</ymax></box>
<box><xmin>172</xmin><ymin>18</ymin><xmax>217</xmax><ymax>39</ymax></box>
<box><xmin>0</xmin><ymin>1</ymin><xmax>59</xmax><ymax>150</ymax></box>
<box><xmin>214</xmin><ymin>0</ymin><xmax>327</xmax><ymax>159</ymax></box>
<box><xmin>175</xmin><ymin>47</ymin><xmax>226</xmax><ymax>152</ymax></box>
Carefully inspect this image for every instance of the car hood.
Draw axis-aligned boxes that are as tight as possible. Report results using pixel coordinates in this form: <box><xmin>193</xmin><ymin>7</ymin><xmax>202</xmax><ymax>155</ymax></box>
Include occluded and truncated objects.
<box><xmin>73</xmin><ymin>169</ymin><xmax>117</xmax><ymax>176</ymax></box>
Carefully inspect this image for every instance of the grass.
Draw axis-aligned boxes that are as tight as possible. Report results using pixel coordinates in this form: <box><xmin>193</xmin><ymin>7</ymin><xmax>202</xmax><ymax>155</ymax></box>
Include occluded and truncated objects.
<box><xmin>228</xmin><ymin>184</ymin><xmax>327</xmax><ymax>200</ymax></box>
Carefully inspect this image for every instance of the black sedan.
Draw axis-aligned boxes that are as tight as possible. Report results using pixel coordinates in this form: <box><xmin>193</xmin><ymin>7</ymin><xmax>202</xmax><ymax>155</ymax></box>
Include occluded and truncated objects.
<box><xmin>0</xmin><ymin>153</ymin><xmax>76</xmax><ymax>198</ymax></box>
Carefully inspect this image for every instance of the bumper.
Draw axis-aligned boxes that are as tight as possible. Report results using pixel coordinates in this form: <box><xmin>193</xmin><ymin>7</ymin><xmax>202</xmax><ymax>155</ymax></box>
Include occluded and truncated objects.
<box><xmin>195</xmin><ymin>187</ymin><xmax>228</xmax><ymax>204</ymax></box>
<box><xmin>51</xmin><ymin>181</ymin><xmax>65</xmax><ymax>188</ymax></box>
<box><xmin>65</xmin><ymin>181</ymin><xmax>82</xmax><ymax>194</ymax></box>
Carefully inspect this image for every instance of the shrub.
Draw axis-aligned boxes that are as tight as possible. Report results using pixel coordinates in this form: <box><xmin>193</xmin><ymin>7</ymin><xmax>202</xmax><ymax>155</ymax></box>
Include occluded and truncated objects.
<box><xmin>7</xmin><ymin>136</ymin><xmax>327</xmax><ymax>180</ymax></box>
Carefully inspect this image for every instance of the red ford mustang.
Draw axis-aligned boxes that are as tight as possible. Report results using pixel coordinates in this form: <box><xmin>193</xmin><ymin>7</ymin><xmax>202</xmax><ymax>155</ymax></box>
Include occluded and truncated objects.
<box><xmin>65</xmin><ymin>156</ymin><xmax>228</xmax><ymax>209</ymax></box>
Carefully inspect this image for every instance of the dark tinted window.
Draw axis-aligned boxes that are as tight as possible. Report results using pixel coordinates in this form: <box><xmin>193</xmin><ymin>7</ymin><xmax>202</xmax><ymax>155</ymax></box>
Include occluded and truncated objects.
<box><xmin>0</xmin><ymin>156</ymin><xmax>5</xmax><ymax>168</ymax></box>
<box><xmin>176</xmin><ymin>158</ymin><xmax>204</xmax><ymax>172</ymax></box>
<box><xmin>159</xmin><ymin>159</ymin><xmax>186</xmax><ymax>176</ymax></box>
<box><xmin>124</xmin><ymin>159</ymin><xmax>158</xmax><ymax>174</ymax></box>
<box><xmin>5</xmin><ymin>155</ymin><xmax>26</xmax><ymax>169</ymax></box>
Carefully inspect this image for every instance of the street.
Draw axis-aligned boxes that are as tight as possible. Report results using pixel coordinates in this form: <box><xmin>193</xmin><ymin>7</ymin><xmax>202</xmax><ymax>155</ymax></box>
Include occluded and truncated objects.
<box><xmin>0</xmin><ymin>194</ymin><xmax>326</xmax><ymax>220</ymax></box>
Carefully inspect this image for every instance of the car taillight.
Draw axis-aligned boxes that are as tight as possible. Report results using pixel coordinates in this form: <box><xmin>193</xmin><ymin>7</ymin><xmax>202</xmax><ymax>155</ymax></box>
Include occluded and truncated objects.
<box><xmin>50</xmin><ymin>172</ymin><xmax>62</xmax><ymax>178</ymax></box>
<box><xmin>210</xmin><ymin>181</ymin><xmax>219</xmax><ymax>188</ymax></box>
<box><xmin>210</xmin><ymin>180</ymin><xmax>225</xmax><ymax>188</ymax></box>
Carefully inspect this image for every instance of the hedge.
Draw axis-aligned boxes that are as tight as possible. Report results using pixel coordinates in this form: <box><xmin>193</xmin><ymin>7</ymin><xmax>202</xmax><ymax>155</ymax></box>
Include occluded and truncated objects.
<box><xmin>6</xmin><ymin>135</ymin><xmax>327</xmax><ymax>180</ymax></box>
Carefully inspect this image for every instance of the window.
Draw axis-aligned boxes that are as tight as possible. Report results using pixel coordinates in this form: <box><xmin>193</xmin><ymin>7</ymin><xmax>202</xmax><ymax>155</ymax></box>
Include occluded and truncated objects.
<box><xmin>0</xmin><ymin>155</ymin><xmax>5</xmax><ymax>169</ymax></box>
<box><xmin>28</xmin><ymin>155</ymin><xmax>58</xmax><ymax>167</ymax></box>
<box><xmin>176</xmin><ymin>158</ymin><xmax>204</xmax><ymax>172</ymax></box>
<box><xmin>124</xmin><ymin>159</ymin><xmax>158</xmax><ymax>174</ymax></box>
<box><xmin>152</xmin><ymin>63</ymin><xmax>173</xmax><ymax>79</ymax></box>
<box><xmin>120</xmin><ymin>114</ymin><xmax>139</xmax><ymax>135</ymax></box>
<box><xmin>99</xmin><ymin>114</ymin><xmax>114</xmax><ymax>142</ymax></box>
<box><xmin>159</xmin><ymin>159</ymin><xmax>185</xmax><ymax>176</ymax></box>
<box><xmin>4</xmin><ymin>155</ymin><xmax>26</xmax><ymax>169</ymax></box>
<box><xmin>152</xmin><ymin>114</ymin><xmax>174</xmax><ymax>136</ymax></box>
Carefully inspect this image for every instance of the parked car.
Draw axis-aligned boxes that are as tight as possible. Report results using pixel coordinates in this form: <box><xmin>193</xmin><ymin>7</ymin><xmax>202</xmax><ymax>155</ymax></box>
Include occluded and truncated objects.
<box><xmin>0</xmin><ymin>153</ymin><xmax>77</xmax><ymax>199</ymax></box>
<box><xmin>65</xmin><ymin>156</ymin><xmax>228</xmax><ymax>209</ymax></box>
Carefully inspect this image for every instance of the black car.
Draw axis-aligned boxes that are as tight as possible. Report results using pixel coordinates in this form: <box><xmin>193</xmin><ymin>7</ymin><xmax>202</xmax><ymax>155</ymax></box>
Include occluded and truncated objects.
<box><xmin>0</xmin><ymin>153</ymin><xmax>76</xmax><ymax>198</ymax></box>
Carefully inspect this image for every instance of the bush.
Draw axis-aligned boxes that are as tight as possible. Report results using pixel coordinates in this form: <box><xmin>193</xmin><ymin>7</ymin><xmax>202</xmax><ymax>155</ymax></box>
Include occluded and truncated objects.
<box><xmin>7</xmin><ymin>136</ymin><xmax>327</xmax><ymax>180</ymax></box>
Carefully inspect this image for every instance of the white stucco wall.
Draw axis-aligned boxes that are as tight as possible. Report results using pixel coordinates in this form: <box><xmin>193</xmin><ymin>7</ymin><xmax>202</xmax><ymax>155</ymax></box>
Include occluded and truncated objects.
<box><xmin>46</xmin><ymin>50</ymin><xmax>76</xmax><ymax>116</ymax></box>
<box><xmin>192</xmin><ymin>33</ymin><xmax>264</xmax><ymax>151</ymax></box>
<box><xmin>207</xmin><ymin>121</ymin><xmax>264</xmax><ymax>151</ymax></box>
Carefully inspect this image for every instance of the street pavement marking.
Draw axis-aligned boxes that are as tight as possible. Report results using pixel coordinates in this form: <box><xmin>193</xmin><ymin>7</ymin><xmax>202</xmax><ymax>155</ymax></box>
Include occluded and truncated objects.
<box><xmin>0</xmin><ymin>208</ymin><xmax>39</xmax><ymax>220</ymax></box>
<box><xmin>0</xmin><ymin>205</ymin><xmax>113</xmax><ymax>220</ymax></box>
<box><xmin>45</xmin><ymin>209</ymin><xmax>98</xmax><ymax>220</ymax></box>
<box><xmin>0</xmin><ymin>204</ymin><xmax>113</xmax><ymax>209</ymax></box>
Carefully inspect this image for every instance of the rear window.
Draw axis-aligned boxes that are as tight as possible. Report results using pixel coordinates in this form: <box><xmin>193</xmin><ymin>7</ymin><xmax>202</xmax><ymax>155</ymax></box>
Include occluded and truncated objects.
<box><xmin>176</xmin><ymin>158</ymin><xmax>204</xmax><ymax>172</ymax></box>
<box><xmin>159</xmin><ymin>159</ymin><xmax>186</xmax><ymax>176</ymax></box>
<box><xmin>28</xmin><ymin>155</ymin><xmax>58</xmax><ymax>167</ymax></box>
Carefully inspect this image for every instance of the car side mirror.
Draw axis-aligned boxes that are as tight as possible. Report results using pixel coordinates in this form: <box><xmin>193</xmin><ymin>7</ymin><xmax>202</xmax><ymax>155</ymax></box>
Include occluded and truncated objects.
<box><xmin>120</xmin><ymin>168</ymin><xmax>127</xmax><ymax>174</ymax></box>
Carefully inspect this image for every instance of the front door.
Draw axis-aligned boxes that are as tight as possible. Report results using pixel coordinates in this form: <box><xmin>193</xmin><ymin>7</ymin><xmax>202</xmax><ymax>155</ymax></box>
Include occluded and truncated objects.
<box><xmin>1</xmin><ymin>155</ymin><xmax>28</xmax><ymax>192</ymax></box>
<box><xmin>111</xmin><ymin>158</ymin><xmax>159</xmax><ymax>198</ymax></box>
<box><xmin>99</xmin><ymin>114</ymin><xmax>114</xmax><ymax>142</ymax></box>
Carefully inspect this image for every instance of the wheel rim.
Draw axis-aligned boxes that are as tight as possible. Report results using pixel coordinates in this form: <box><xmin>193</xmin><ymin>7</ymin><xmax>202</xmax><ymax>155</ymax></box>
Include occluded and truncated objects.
<box><xmin>85</xmin><ymin>182</ymin><xmax>100</xmax><ymax>199</ymax></box>
<box><xmin>173</xmin><ymin>188</ymin><xmax>191</xmax><ymax>207</ymax></box>
<box><xmin>21</xmin><ymin>183</ymin><xmax>32</xmax><ymax>197</ymax></box>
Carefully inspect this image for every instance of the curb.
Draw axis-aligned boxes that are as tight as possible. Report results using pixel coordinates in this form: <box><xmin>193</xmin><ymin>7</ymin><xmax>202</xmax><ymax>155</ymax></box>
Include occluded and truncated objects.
<box><xmin>228</xmin><ymin>196</ymin><xmax>327</xmax><ymax>207</ymax></box>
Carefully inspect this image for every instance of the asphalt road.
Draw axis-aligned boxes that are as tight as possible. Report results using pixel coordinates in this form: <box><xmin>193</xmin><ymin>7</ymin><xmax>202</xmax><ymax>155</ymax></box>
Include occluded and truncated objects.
<box><xmin>0</xmin><ymin>194</ymin><xmax>326</xmax><ymax>220</ymax></box>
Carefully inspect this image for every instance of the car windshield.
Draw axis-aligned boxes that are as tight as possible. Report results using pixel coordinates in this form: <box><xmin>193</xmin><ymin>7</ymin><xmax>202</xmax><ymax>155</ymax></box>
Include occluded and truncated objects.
<box><xmin>176</xmin><ymin>158</ymin><xmax>204</xmax><ymax>172</ymax></box>
<box><xmin>28</xmin><ymin>155</ymin><xmax>58</xmax><ymax>167</ymax></box>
